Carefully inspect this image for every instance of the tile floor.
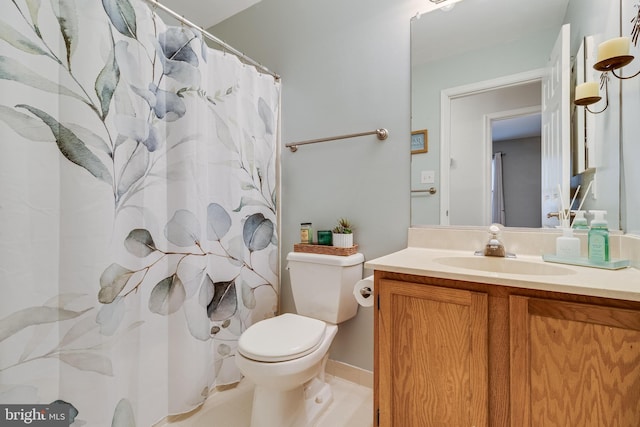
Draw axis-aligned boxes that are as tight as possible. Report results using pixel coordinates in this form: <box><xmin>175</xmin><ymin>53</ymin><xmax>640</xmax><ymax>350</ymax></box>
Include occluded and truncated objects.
<box><xmin>161</xmin><ymin>375</ymin><xmax>373</xmax><ymax>427</ymax></box>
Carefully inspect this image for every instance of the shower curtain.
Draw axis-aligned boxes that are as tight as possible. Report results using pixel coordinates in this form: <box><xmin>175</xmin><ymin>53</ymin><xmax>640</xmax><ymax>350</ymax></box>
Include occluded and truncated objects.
<box><xmin>491</xmin><ymin>152</ymin><xmax>505</xmax><ymax>225</ymax></box>
<box><xmin>0</xmin><ymin>0</ymin><xmax>280</xmax><ymax>425</ymax></box>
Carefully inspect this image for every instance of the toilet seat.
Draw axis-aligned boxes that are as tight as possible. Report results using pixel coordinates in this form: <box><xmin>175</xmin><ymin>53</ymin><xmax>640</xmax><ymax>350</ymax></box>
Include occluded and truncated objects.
<box><xmin>238</xmin><ymin>313</ymin><xmax>327</xmax><ymax>362</ymax></box>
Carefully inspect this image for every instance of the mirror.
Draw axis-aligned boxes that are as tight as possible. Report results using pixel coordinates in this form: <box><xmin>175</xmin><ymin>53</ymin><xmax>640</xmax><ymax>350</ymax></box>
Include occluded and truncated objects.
<box><xmin>410</xmin><ymin>0</ymin><xmax>622</xmax><ymax>230</ymax></box>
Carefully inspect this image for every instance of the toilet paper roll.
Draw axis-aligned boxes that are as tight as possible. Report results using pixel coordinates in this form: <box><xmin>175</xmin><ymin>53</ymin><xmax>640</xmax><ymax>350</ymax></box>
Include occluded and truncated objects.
<box><xmin>353</xmin><ymin>275</ymin><xmax>374</xmax><ymax>307</ymax></box>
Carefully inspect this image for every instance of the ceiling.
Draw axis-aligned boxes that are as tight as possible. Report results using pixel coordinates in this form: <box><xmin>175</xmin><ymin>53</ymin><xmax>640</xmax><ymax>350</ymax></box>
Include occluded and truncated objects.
<box><xmin>492</xmin><ymin>114</ymin><xmax>541</xmax><ymax>142</ymax></box>
<box><xmin>412</xmin><ymin>0</ymin><xmax>570</xmax><ymax>65</ymax></box>
<box><xmin>156</xmin><ymin>0</ymin><xmax>568</xmax><ymax>58</ymax></box>
<box><xmin>158</xmin><ymin>0</ymin><xmax>261</xmax><ymax>29</ymax></box>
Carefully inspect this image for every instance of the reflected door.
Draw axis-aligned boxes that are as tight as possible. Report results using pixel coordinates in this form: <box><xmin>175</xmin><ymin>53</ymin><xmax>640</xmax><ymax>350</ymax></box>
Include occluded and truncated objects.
<box><xmin>541</xmin><ymin>24</ymin><xmax>571</xmax><ymax>227</ymax></box>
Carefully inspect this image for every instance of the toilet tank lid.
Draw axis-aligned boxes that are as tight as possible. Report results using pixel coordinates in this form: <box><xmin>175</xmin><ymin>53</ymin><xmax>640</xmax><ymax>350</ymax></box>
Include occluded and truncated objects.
<box><xmin>286</xmin><ymin>252</ymin><xmax>364</xmax><ymax>266</ymax></box>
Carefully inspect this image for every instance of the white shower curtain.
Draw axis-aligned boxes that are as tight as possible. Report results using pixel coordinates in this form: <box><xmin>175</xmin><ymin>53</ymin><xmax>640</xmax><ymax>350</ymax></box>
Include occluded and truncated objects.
<box><xmin>492</xmin><ymin>152</ymin><xmax>506</xmax><ymax>225</ymax></box>
<box><xmin>0</xmin><ymin>0</ymin><xmax>280</xmax><ymax>425</ymax></box>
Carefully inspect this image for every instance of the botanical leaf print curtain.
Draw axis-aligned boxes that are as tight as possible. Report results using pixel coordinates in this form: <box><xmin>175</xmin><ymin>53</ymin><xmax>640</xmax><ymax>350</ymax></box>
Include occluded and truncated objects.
<box><xmin>0</xmin><ymin>0</ymin><xmax>280</xmax><ymax>425</ymax></box>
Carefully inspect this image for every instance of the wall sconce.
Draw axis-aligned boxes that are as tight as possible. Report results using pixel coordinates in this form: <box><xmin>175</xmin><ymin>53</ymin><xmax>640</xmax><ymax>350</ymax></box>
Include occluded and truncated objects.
<box><xmin>593</xmin><ymin>37</ymin><xmax>640</xmax><ymax>79</ymax></box>
<box><xmin>574</xmin><ymin>36</ymin><xmax>638</xmax><ymax>114</ymax></box>
<box><xmin>575</xmin><ymin>73</ymin><xmax>609</xmax><ymax>114</ymax></box>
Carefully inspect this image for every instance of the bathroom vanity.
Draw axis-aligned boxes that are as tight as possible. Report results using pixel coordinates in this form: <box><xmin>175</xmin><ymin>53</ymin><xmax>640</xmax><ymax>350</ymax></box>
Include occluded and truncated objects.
<box><xmin>365</xmin><ymin>227</ymin><xmax>640</xmax><ymax>427</ymax></box>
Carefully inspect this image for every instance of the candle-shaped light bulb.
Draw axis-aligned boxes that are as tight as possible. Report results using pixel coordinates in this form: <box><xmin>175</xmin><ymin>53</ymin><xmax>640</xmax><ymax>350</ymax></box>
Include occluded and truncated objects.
<box><xmin>594</xmin><ymin>36</ymin><xmax>634</xmax><ymax>72</ymax></box>
<box><xmin>574</xmin><ymin>81</ymin><xmax>600</xmax><ymax>105</ymax></box>
<box><xmin>597</xmin><ymin>37</ymin><xmax>630</xmax><ymax>62</ymax></box>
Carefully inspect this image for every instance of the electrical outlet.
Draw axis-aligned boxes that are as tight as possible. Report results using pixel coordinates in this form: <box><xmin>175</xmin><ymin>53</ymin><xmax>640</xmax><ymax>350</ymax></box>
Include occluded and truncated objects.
<box><xmin>421</xmin><ymin>170</ymin><xmax>435</xmax><ymax>184</ymax></box>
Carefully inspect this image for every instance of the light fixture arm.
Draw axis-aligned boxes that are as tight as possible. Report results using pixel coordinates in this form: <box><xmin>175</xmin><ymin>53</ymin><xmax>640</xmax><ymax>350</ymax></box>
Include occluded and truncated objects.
<box><xmin>611</xmin><ymin>67</ymin><xmax>640</xmax><ymax>79</ymax></box>
<box><xmin>585</xmin><ymin>73</ymin><xmax>609</xmax><ymax>114</ymax></box>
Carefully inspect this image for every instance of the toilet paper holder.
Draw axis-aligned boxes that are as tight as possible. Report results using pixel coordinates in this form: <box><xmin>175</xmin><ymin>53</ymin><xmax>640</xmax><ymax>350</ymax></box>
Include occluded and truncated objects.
<box><xmin>354</xmin><ymin>275</ymin><xmax>374</xmax><ymax>307</ymax></box>
<box><xmin>359</xmin><ymin>287</ymin><xmax>372</xmax><ymax>299</ymax></box>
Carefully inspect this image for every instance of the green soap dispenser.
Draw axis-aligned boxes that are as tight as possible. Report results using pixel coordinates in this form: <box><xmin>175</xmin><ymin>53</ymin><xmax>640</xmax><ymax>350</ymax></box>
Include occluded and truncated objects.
<box><xmin>572</xmin><ymin>210</ymin><xmax>589</xmax><ymax>230</ymax></box>
<box><xmin>588</xmin><ymin>210</ymin><xmax>609</xmax><ymax>263</ymax></box>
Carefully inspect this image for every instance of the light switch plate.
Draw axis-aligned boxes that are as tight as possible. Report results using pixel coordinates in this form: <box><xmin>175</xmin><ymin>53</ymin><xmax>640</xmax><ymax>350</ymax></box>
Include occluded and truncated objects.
<box><xmin>421</xmin><ymin>170</ymin><xmax>435</xmax><ymax>184</ymax></box>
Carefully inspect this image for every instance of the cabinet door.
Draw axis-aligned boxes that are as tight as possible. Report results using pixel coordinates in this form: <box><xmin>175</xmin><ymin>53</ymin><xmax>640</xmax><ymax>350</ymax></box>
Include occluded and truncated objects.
<box><xmin>510</xmin><ymin>296</ymin><xmax>640</xmax><ymax>426</ymax></box>
<box><xmin>377</xmin><ymin>279</ymin><xmax>488</xmax><ymax>427</ymax></box>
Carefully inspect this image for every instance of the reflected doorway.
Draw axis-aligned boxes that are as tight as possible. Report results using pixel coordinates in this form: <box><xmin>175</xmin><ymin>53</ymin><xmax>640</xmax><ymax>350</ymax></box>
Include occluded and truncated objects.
<box><xmin>442</xmin><ymin>72</ymin><xmax>543</xmax><ymax>227</ymax></box>
<box><xmin>490</xmin><ymin>112</ymin><xmax>542</xmax><ymax>227</ymax></box>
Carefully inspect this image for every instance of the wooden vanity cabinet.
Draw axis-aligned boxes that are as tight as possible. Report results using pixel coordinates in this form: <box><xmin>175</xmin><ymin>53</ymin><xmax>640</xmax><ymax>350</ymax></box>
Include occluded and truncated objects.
<box><xmin>377</xmin><ymin>278</ymin><xmax>489</xmax><ymax>427</ymax></box>
<box><xmin>374</xmin><ymin>271</ymin><xmax>640</xmax><ymax>427</ymax></box>
<box><xmin>510</xmin><ymin>296</ymin><xmax>640</xmax><ymax>426</ymax></box>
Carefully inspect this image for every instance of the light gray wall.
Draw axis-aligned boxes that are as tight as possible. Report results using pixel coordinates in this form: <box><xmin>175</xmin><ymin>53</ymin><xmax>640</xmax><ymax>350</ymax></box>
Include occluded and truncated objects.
<box><xmin>212</xmin><ymin>0</ymin><xmax>415</xmax><ymax>370</ymax></box>
<box><xmin>493</xmin><ymin>137</ymin><xmax>542</xmax><ymax>228</ymax></box>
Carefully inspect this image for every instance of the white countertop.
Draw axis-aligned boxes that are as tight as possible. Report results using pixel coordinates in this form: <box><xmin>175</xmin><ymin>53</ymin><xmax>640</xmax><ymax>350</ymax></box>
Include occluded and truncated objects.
<box><xmin>365</xmin><ymin>247</ymin><xmax>640</xmax><ymax>302</ymax></box>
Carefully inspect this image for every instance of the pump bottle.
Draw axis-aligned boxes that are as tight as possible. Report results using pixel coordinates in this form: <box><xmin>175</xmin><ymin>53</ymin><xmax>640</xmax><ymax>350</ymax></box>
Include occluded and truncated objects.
<box><xmin>571</xmin><ymin>210</ymin><xmax>589</xmax><ymax>230</ymax></box>
<box><xmin>588</xmin><ymin>210</ymin><xmax>610</xmax><ymax>262</ymax></box>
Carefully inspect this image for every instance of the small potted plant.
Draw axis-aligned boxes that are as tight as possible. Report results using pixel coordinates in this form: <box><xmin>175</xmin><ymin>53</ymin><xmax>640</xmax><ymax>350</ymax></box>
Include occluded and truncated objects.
<box><xmin>332</xmin><ymin>218</ymin><xmax>354</xmax><ymax>248</ymax></box>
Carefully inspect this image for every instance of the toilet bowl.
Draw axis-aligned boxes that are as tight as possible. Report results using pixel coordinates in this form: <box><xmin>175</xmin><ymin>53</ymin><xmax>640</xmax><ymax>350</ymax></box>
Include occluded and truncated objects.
<box><xmin>236</xmin><ymin>313</ymin><xmax>338</xmax><ymax>427</ymax></box>
<box><xmin>235</xmin><ymin>252</ymin><xmax>364</xmax><ymax>427</ymax></box>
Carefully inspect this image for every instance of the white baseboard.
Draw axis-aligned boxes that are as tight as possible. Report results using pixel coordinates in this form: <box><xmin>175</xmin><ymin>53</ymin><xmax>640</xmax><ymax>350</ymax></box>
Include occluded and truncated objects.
<box><xmin>325</xmin><ymin>359</ymin><xmax>373</xmax><ymax>389</ymax></box>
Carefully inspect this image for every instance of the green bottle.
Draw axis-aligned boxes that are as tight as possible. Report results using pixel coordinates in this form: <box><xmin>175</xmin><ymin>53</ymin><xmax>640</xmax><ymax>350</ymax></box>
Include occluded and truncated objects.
<box><xmin>571</xmin><ymin>210</ymin><xmax>589</xmax><ymax>230</ymax></box>
<box><xmin>588</xmin><ymin>210</ymin><xmax>609</xmax><ymax>263</ymax></box>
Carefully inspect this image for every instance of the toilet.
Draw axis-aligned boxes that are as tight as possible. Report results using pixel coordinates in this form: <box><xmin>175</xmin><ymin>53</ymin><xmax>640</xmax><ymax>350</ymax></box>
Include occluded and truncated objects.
<box><xmin>235</xmin><ymin>251</ymin><xmax>364</xmax><ymax>427</ymax></box>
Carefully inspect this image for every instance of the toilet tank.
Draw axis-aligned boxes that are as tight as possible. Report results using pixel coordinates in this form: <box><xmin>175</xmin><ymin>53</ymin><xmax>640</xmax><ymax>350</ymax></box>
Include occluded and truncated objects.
<box><xmin>286</xmin><ymin>252</ymin><xmax>364</xmax><ymax>324</ymax></box>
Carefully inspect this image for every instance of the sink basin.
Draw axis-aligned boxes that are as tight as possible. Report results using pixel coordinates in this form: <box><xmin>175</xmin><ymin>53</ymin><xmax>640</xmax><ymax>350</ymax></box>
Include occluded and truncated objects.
<box><xmin>434</xmin><ymin>256</ymin><xmax>576</xmax><ymax>276</ymax></box>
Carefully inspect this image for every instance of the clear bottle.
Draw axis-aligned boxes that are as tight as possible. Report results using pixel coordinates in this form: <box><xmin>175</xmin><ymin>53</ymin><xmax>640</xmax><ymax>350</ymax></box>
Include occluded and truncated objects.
<box><xmin>300</xmin><ymin>222</ymin><xmax>312</xmax><ymax>244</ymax></box>
<box><xmin>588</xmin><ymin>210</ymin><xmax>609</xmax><ymax>263</ymax></box>
<box><xmin>571</xmin><ymin>210</ymin><xmax>589</xmax><ymax>230</ymax></box>
<box><xmin>483</xmin><ymin>224</ymin><xmax>506</xmax><ymax>257</ymax></box>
